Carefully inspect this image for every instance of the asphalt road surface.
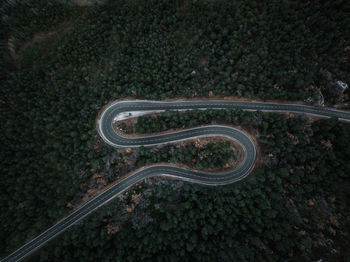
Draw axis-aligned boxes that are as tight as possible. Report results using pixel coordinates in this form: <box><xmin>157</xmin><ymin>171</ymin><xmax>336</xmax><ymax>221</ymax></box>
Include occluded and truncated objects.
<box><xmin>2</xmin><ymin>100</ymin><xmax>350</xmax><ymax>262</ymax></box>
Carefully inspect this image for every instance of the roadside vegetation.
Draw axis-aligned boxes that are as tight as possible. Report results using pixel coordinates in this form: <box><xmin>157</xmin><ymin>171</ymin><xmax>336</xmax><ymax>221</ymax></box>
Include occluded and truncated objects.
<box><xmin>0</xmin><ymin>0</ymin><xmax>349</xmax><ymax>260</ymax></box>
<box><xmin>31</xmin><ymin>114</ymin><xmax>350</xmax><ymax>262</ymax></box>
<box><xmin>135</xmin><ymin>109</ymin><xmax>257</xmax><ymax>133</ymax></box>
<box><xmin>138</xmin><ymin>141</ymin><xmax>237</xmax><ymax>171</ymax></box>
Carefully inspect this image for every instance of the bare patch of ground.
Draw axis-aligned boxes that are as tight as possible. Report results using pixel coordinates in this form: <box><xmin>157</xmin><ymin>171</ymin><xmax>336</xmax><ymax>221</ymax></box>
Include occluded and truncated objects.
<box><xmin>115</xmin><ymin>117</ymin><xmax>138</xmax><ymax>134</ymax></box>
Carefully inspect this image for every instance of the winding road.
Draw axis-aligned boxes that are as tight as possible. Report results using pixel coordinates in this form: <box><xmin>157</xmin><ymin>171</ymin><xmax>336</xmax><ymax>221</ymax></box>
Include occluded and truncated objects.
<box><xmin>2</xmin><ymin>100</ymin><xmax>350</xmax><ymax>262</ymax></box>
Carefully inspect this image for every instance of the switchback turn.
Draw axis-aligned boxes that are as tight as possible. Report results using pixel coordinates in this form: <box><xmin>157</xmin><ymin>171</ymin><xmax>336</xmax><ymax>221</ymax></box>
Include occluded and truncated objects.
<box><xmin>3</xmin><ymin>100</ymin><xmax>350</xmax><ymax>262</ymax></box>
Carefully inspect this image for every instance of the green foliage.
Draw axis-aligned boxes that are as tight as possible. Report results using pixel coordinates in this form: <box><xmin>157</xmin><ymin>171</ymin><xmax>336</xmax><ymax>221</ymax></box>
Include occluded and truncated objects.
<box><xmin>26</xmin><ymin>112</ymin><xmax>350</xmax><ymax>262</ymax></box>
<box><xmin>135</xmin><ymin>109</ymin><xmax>260</xmax><ymax>133</ymax></box>
<box><xmin>1</xmin><ymin>0</ymin><xmax>80</xmax><ymax>51</ymax></box>
<box><xmin>1</xmin><ymin>0</ymin><xmax>349</xmax><ymax>260</ymax></box>
<box><xmin>138</xmin><ymin>141</ymin><xmax>236</xmax><ymax>170</ymax></box>
<box><xmin>31</xmin><ymin>173</ymin><xmax>298</xmax><ymax>262</ymax></box>
<box><xmin>0</xmin><ymin>66</ymin><xmax>116</xmax><ymax>254</ymax></box>
<box><xmin>5</xmin><ymin>0</ymin><xmax>349</xmax><ymax>99</ymax></box>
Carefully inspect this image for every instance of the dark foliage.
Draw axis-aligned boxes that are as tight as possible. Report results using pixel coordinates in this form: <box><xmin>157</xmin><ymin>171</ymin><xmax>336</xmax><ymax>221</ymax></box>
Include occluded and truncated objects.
<box><xmin>0</xmin><ymin>0</ymin><xmax>349</xmax><ymax>259</ymax></box>
<box><xmin>138</xmin><ymin>141</ymin><xmax>236</xmax><ymax>170</ymax></box>
<box><xmin>30</xmin><ymin>116</ymin><xmax>350</xmax><ymax>262</ymax></box>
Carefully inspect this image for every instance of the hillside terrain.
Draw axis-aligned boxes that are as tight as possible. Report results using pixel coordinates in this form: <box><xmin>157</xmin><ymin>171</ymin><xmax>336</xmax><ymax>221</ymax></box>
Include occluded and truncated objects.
<box><xmin>0</xmin><ymin>0</ymin><xmax>349</xmax><ymax>261</ymax></box>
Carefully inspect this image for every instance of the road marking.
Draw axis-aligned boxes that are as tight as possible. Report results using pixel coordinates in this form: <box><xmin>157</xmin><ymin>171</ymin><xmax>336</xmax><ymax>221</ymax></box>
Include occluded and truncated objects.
<box><xmin>3</xmin><ymin>99</ymin><xmax>349</xmax><ymax>262</ymax></box>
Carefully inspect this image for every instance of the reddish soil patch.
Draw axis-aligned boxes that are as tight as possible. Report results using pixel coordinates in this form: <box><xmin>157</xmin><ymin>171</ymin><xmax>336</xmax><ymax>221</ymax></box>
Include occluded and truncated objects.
<box><xmin>114</xmin><ymin>117</ymin><xmax>138</xmax><ymax>135</ymax></box>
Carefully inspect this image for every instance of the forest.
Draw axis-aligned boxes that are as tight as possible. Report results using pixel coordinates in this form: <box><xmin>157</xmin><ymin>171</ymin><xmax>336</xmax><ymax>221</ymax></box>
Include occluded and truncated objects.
<box><xmin>30</xmin><ymin>113</ymin><xmax>350</xmax><ymax>262</ymax></box>
<box><xmin>0</xmin><ymin>0</ymin><xmax>349</xmax><ymax>261</ymax></box>
<box><xmin>137</xmin><ymin>141</ymin><xmax>237</xmax><ymax>171</ymax></box>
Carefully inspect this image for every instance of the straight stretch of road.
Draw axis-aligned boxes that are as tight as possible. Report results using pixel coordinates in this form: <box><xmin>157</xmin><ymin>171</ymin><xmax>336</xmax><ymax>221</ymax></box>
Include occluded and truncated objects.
<box><xmin>2</xmin><ymin>100</ymin><xmax>350</xmax><ymax>262</ymax></box>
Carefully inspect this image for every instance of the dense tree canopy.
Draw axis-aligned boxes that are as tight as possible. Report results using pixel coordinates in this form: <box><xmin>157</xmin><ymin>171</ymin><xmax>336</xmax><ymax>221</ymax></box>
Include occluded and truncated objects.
<box><xmin>29</xmin><ymin>115</ymin><xmax>350</xmax><ymax>262</ymax></box>
<box><xmin>0</xmin><ymin>0</ymin><xmax>349</xmax><ymax>260</ymax></box>
<box><xmin>138</xmin><ymin>141</ymin><xmax>236</xmax><ymax>170</ymax></box>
